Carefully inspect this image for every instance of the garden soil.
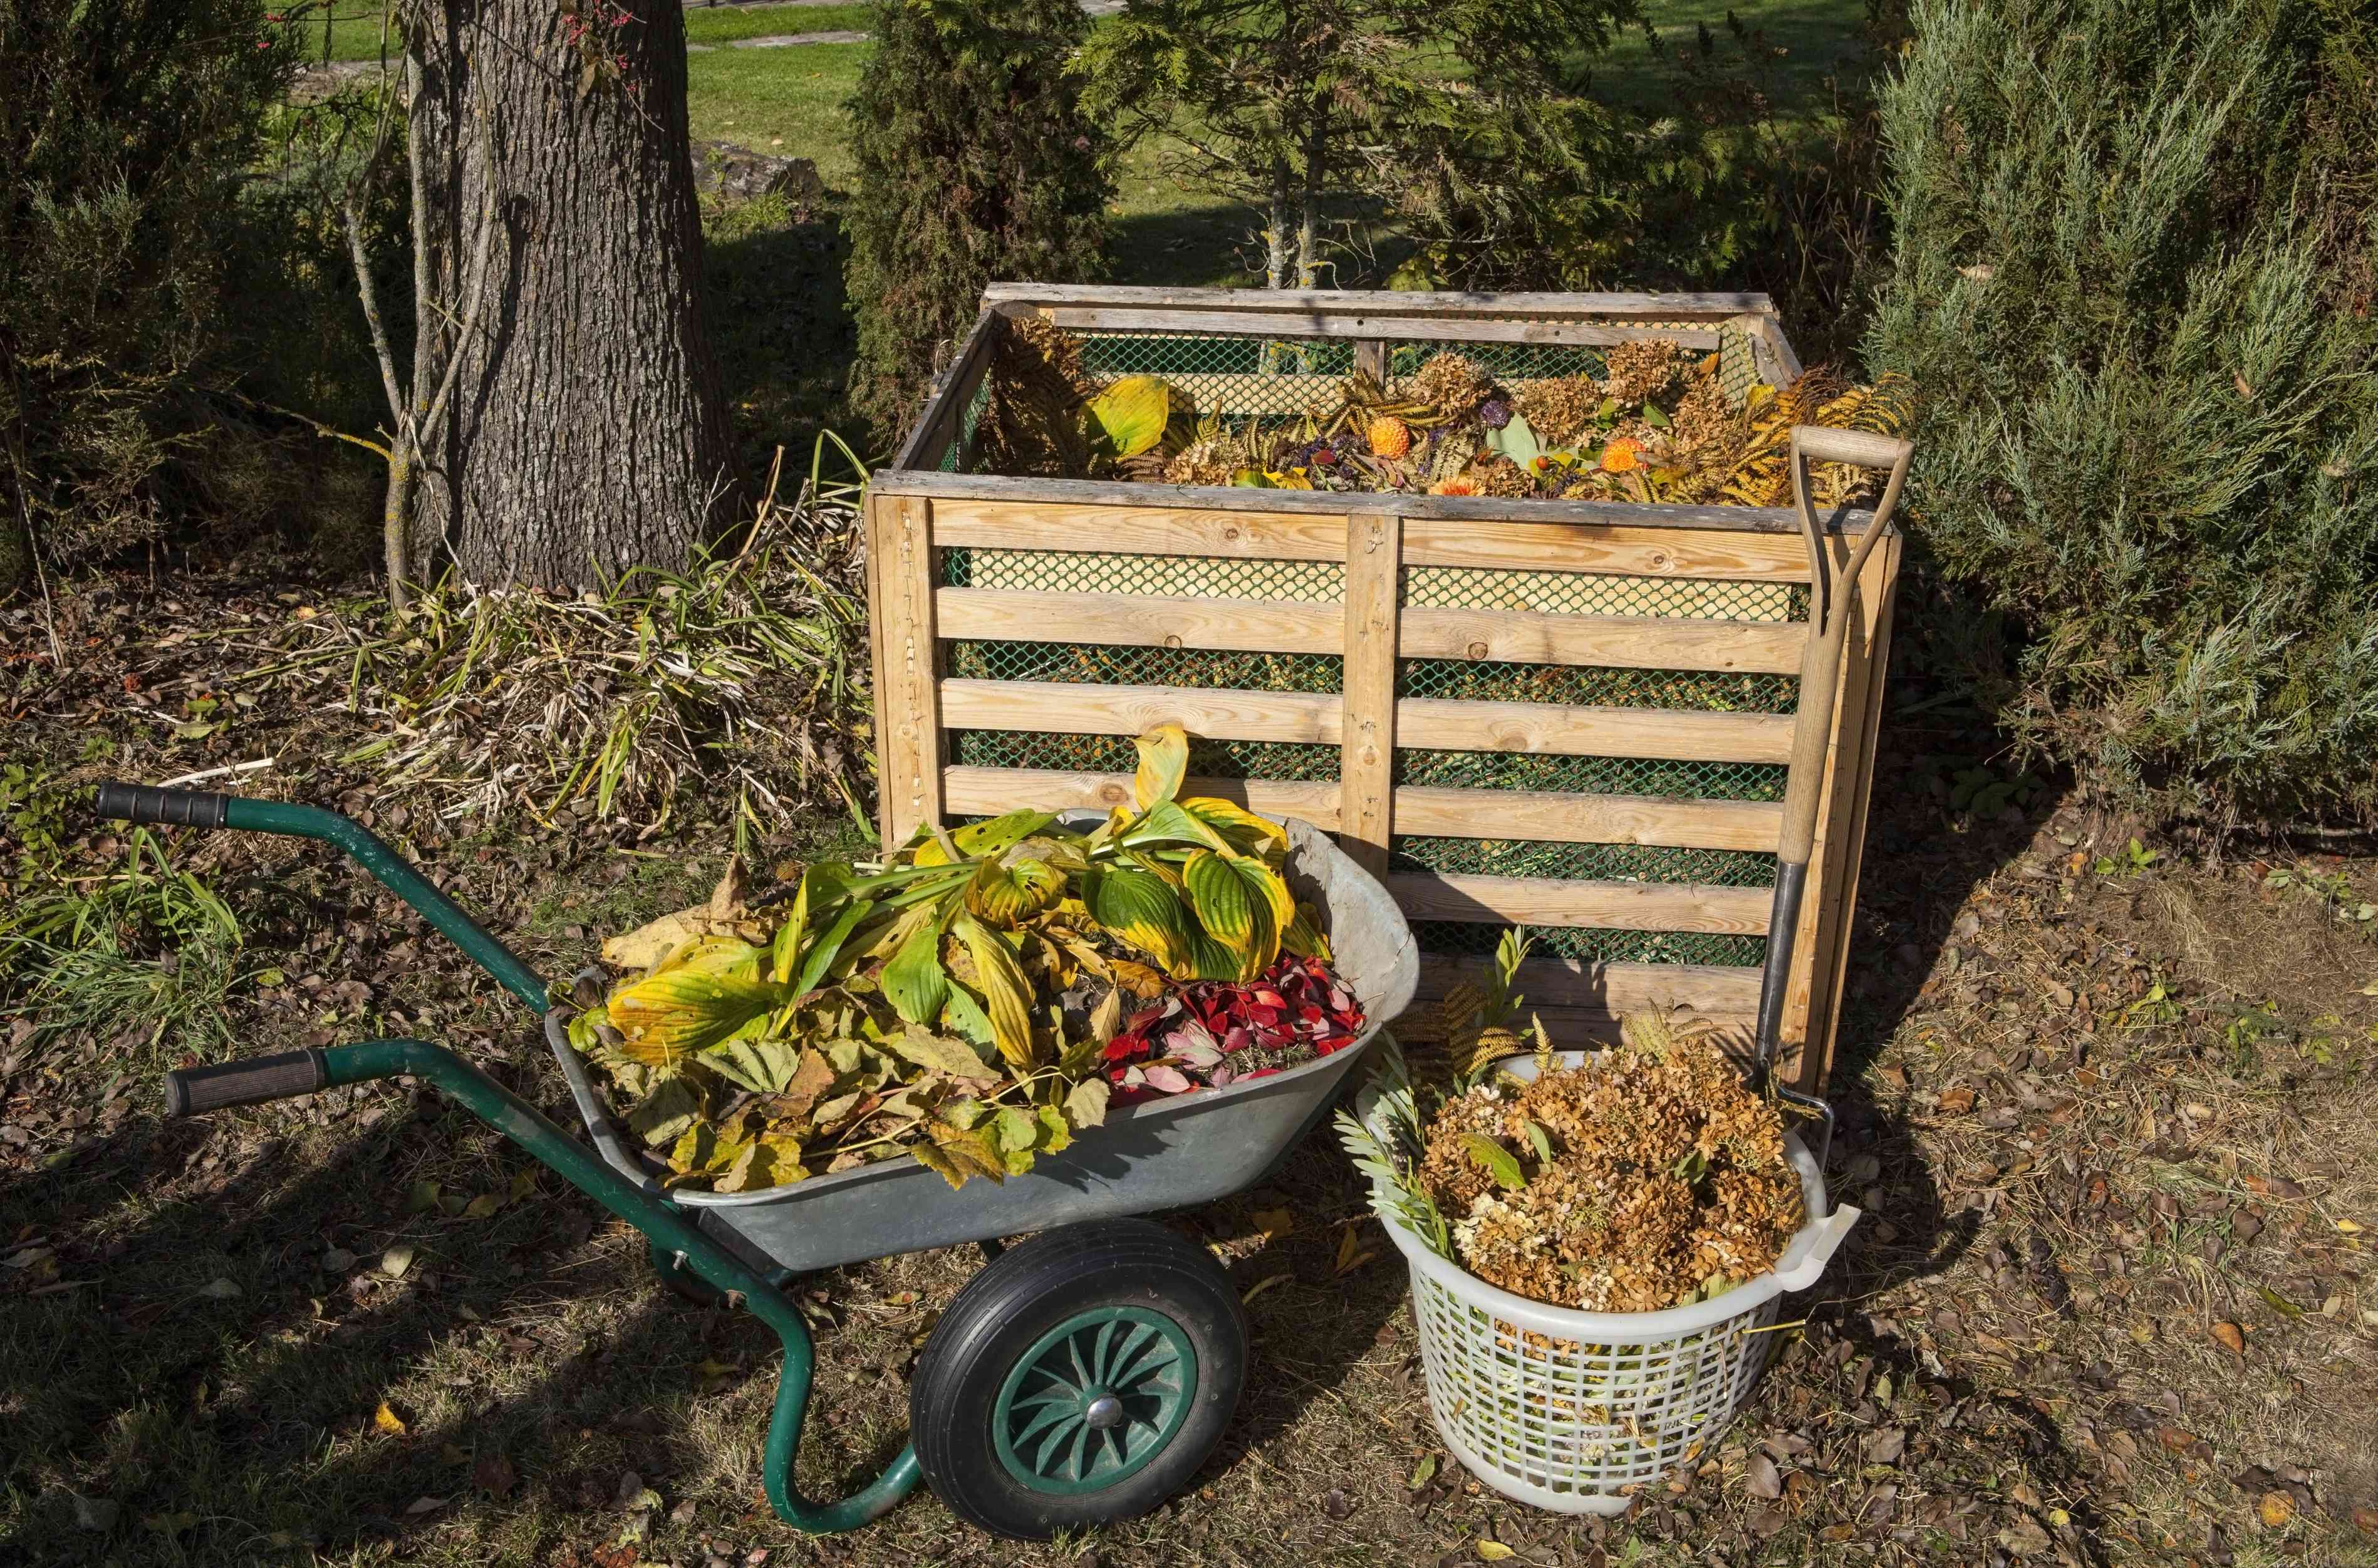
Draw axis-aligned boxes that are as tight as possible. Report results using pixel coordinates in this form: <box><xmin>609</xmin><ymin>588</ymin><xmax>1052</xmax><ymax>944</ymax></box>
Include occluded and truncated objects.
<box><xmin>3</xmin><ymin>560</ymin><xmax>2376</xmax><ymax>1566</ymax></box>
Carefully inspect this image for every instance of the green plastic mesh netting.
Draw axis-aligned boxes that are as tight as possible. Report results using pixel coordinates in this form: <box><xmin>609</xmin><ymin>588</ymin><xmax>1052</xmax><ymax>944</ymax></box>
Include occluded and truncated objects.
<box><xmin>931</xmin><ymin>323</ymin><xmax>1795</xmax><ymax>974</ymax></box>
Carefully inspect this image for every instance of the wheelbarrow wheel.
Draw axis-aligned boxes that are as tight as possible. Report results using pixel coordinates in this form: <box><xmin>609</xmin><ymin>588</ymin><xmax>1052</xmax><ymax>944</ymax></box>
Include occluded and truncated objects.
<box><xmin>910</xmin><ymin>1218</ymin><xmax>1247</xmax><ymax>1540</ymax></box>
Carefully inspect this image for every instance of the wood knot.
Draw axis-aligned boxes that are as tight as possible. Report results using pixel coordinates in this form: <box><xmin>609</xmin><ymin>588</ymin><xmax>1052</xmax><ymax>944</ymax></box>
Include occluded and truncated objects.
<box><xmin>1163</xmin><ymin>633</ymin><xmax>1183</xmax><ymax>650</ymax></box>
<box><xmin>1466</xmin><ymin>641</ymin><xmax>1489</xmax><ymax>661</ymax></box>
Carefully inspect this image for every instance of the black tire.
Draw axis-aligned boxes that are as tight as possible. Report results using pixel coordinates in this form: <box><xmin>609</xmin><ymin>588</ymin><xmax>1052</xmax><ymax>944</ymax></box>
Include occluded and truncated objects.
<box><xmin>910</xmin><ymin>1220</ymin><xmax>1248</xmax><ymax>1540</ymax></box>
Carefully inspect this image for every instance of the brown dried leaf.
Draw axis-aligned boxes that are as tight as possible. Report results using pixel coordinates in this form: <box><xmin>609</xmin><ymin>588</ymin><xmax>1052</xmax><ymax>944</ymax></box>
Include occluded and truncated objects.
<box><xmin>1746</xmin><ymin>1452</ymin><xmax>1783</xmax><ymax>1499</ymax></box>
<box><xmin>2212</xmin><ymin>1321</ymin><xmax>2245</xmax><ymax>1359</ymax></box>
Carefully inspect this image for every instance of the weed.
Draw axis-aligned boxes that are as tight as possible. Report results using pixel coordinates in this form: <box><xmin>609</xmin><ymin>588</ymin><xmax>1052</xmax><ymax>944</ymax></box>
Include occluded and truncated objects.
<box><xmin>0</xmin><ymin>831</ymin><xmax>250</xmax><ymax>1062</ymax></box>
<box><xmin>2094</xmin><ymin>837</ymin><xmax>2159</xmax><ymax>878</ymax></box>
<box><xmin>234</xmin><ymin>443</ymin><xmax>873</xmax><ymax>834</ymax></box>
<box><xmin>2263</xmin><ymin>863</ymin><xmax>2378</xmax><ymax>931</ymax></box>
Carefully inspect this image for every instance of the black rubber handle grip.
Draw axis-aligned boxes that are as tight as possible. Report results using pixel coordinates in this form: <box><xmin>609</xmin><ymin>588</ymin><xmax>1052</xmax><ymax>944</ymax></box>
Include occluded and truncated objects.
<box><xmin>94</xmin><ymin>781</ymin><xmax>231</xmax><ymax>829</ymax></box>
<box><xmin>164</xmin><ymin>1049</ymin><xmax>328</xmax><ymax>1117</ymax></box>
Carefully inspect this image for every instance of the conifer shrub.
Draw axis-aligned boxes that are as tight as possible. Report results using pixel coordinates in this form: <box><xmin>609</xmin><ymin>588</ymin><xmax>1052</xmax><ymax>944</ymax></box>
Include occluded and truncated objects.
<box><xmin>0</xmin><ymin>0</ymin><xmax>299</xmax><ymax>590</ymax></box>
<box><xmin>841</xmin><ymin>0</ymin><xmax>1113</xmax><ymax>447</ymax></box>
<box><xmin>1868</xmin><ymin>0</ymin><xmax>2378</xmax><ymax>826</ymax></box>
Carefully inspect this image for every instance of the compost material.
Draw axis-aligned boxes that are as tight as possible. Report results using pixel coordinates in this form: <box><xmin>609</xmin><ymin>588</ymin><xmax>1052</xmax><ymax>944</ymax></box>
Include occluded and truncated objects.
<box><xmin>979</xmin><ymin>322</ymin><xmax>1911</xmax><ymax>509</ymax></box>
<box><xmin>1416</xmin><ymin>1017</ymin><xmax>1805</xmax><ymax>1312</ymax></box>
<box><xmin>564</xmin><ymin>724</ymin><xmax>1364</xmax><ymax>1194</ymax></box>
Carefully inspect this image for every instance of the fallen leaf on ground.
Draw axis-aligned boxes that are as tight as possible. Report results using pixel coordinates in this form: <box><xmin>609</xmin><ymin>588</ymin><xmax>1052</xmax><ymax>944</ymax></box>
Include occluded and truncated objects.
<box><xmin>1408</xmin><ymin>1454</ymin><xmax>1437</xmax><ymax>1490</ymax></box>
<box><xmin>1333</xmin><ymin>1226</ymin><xmax>1374</xmax><ymax>1275</ymax></box>
<box><xmin>196</xmin><ymin>1277</ymin><xmax>239</xmax><ymax>1299</ymax></box>
<box><xmin>2259</xmin><ymin>1491</ymin><xmax>2295</xmax><ymax>1527</ymax></box>
<box><xmin>373</xmin><ymin>1401</ymin><xmax>408</xmax><ymax>1438</ymax></box>
<box><xmin>1938</xmin><ymin>1087</ymin><xmax>1976</xmax><ymax>1114</ymax></box>
<box><xmin>1251</xmin><ymin>1207</ymin><xmax>1294</xmax><ymax>1242</ymax></box>
<box><xmin>474</xmin><ymin>1453</ymin><xmax>517</xmax><ymax>1497</ymax></box>
<box><xmin>405</xmin><ymin>1495</ymin><xmax>447</xmax><ymax>1516</ymax></box>
<box><xmin>462</xmin><ymin>1193</ymin><xmax>501</xmax><ymax>1219</ymax></box>
<box><xmin>1746</xmin><ymin>1452</ymin><xmax>1782</xmax><ymax>1499</ymax></box>
<box><xmin>1476</xmin><ymin>1541</ymin><xmax>1515</xmax><ymax>1562</ymax></box>
<box><xmin>2213</xmin><ymin>1321</ymin><xmax>2245</xmax><ymax>1358</ymax></box>
<box><xmin>1241</xmin><ymin>1272</ymin><xmax>1292</xmax><ymax>1304</ymax></box>
<box><xmin>1864</xmin><ymin>1427</ymin><xmax>1906</xmax><ymax>1465</ymax></box>
<box><xmin>381</xmin><ymin>1244</ymin><xmax>416</xmax><ymax>1279</ymax></box>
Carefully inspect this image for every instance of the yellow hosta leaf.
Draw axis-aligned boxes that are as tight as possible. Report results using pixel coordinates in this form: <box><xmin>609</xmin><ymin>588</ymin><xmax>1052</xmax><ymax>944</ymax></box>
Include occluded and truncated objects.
<box><xmin>1179</xmin><ymin>796</ymin><xmax>1287</xmax><ymax>854</ymax></box>
<box><xmin>607</xmin><ymin>954</ymin><xmax>782</xmax><ymax>1068</ymax></box>
<box><xmin>964</xmin><ymin>854</ymin><xmax>1063</xmax><ymax>927</ymax></box>
<box><xmin>1084</xmin><ymin>864</ymin><xmax>1196</xmax><ymax>975</ymax></box>
<box><xmin>1281</xmin><ymin>901</ymin><xmax>1332</xmax><ymax>963</ymax></box>
<box><xmin>1181</xmin><ymin>849</ymin><xmax>1283</xmax><ymax>979</ymax></box>
<box><xmin>952</xmin><ymin>913</ymin><xmax>1039</xmax><ymax>1070</ymax></box>
<box><xmin>1131</xmin><ymin>723</ymin><xmax>1190</xmax><ymax>810</ymax></box>
<box><xmin>1087</xmin><ymin>375</ymin><xmax>1182</xmax><ymax>459</ymax></box>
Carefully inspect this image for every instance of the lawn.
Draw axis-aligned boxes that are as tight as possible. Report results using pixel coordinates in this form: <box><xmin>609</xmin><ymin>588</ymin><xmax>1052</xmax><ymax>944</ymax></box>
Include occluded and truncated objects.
<box><xmin>283</xmin><ymin>2</ymin><xmax>880</xmax><ymax>66</ymax></box>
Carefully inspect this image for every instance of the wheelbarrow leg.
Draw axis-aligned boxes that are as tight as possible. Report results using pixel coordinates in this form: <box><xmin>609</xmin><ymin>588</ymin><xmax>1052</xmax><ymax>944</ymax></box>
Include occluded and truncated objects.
<box><xmin>164</xmin><ymin>1039</ymin><xmax>924</xmax><ymax>1534</ymax></box>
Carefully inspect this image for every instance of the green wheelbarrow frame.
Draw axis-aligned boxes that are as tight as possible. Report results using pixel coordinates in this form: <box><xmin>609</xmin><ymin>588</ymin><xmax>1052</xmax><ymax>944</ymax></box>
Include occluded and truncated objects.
<box><xmin>94</xmin><ymin>786</ymin><xmax>922</xmax><ymax>1533</ymax></box>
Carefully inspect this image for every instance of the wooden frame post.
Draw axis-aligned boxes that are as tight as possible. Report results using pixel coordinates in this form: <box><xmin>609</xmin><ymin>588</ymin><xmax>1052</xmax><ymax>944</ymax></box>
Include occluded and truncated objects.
<box><xmin>1339</xmin><ymin>509</ymin><xmax>1403</xmax><ymax>875</ymax></box>
<box><xmin>867</xmin><ymin>491</ymin><xmax>945</xmax><ymax>853</ymax></box>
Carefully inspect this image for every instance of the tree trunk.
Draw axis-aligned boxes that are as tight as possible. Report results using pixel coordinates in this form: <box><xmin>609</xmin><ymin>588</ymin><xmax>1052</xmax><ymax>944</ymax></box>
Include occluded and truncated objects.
<box><xmin>408</xmin><ymin>0</ymin><xmax>738</xmax><ymax>590</ymax></box>
<box><xmin>1264</xmin><ymin>162</ymin><xmax>1294</xmax><ymax>289</ymax></box>
<box><xmin>1296</xmin><ymin>108</ymin><xmax>1325</xmax><ymax>288</ymax></box>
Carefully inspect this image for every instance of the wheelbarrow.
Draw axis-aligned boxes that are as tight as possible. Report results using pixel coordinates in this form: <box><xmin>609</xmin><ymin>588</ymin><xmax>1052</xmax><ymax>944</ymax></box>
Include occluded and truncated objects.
<box><xmin>90</xmin><ymin>786</ymin><xmax>1419</xmax><ymax>1540</ymax></box>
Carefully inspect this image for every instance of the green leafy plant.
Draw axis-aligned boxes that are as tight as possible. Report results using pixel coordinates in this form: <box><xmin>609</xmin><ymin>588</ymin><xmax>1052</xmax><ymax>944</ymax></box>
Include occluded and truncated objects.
<box><xmin>2094</xmin><ymin>838</ymin><xmax>2160</xmax><ymax>879</ymax></box>
<box><xmin>569</xmin><ymin>724</ymin><xmax>1335</xmax><ymax>1192</ymax></box>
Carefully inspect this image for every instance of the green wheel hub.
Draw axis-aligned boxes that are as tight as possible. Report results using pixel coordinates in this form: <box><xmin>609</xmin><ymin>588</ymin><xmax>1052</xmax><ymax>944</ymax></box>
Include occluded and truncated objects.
<box><xmin>990</xmin><ymin>1306</ymin><xmax>1198</xmax><ymax>1495</ymax></box>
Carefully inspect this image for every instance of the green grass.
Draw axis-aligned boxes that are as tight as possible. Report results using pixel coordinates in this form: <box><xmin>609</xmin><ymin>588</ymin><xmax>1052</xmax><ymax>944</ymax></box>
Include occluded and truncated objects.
<box><xmin>280</xmin><ymin>2</ymin><xmax>880</xmax><ymax>66</ymax></box>
<box><xmin>1592</xmin><ymin>0</ymin><xmax>1874</xmax><ymax>120</ymax></box>
<box><xmin>685</xmin><ymin>2</ymin><xmax>878</xmax><ymax>45</ymax></box>
<box><xmin>686</xmin><ymin>41</ymin><xmax>873</xmax><ymax>182</ymax></box>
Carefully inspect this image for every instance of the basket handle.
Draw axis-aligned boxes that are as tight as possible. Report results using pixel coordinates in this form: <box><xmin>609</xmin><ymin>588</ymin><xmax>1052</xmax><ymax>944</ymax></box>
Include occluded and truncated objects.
<box><xmin>1772</xmin><ymin>1202</ymin><xmax>1861</xmax><ymax>1292</ymax></box>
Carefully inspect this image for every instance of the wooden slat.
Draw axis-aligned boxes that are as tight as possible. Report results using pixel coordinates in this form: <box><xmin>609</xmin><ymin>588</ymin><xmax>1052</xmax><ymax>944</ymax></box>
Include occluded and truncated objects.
<box><xmin>871</xmin><ymin>469</ymin><xmax>1880</xmax><ymax>541</ymax></box>
<box><xmin>935</xmin><ymin>587</ymin><xmax>1342</xmax><ymax>653</ymax></box>
<box><xmin>869</xmin><ymin>494</ymin><xmax>945</xmax><ymax>851</ymax></box>
<box><xmin>1397</xmin><ymin>699</ymin><xmax>1794</xmax><ymax>764</ymax></box>
<box><xmin>939</xmin><ymin>680</ymin><xmax>1341</xmax><ymax>744</ymax></box>
<box><xmin>1401</xmin><ymin>516</ymin><xmax>1814</xmax><ymax>581</ymax></box>
<box><xmin>980</xmin><ymin>283</ymin><xmax>1777</xmax><ymax>319</ymax></box>
<box><xmin>1386</xmin><ymin>872</ymin><xmax>1771</xmax><ymax>933</ymax></box>
<box><xmin>1392</xmin><ymin>787</ymin><xmax>1781</xmax><ymax>851</ymax></box>
<box><xmin>940</xmin><ymin>588</ymin><xmax>1805</xmax><ymax>673</ymax></box>
<box><xmin>1339</xmin><ymin>511</ymin><xmax>1401</xmax><ymax>874</ymax></box>
<box><xmin>1399</xmin><ymin>606</ymin><xmax>1803</xmax><ymax>673</ymax></box>
<box><xmin>892</xmin><ymin>309</ymin><xmax>997</xmax><ymax>473</ymax></box>
<box><xmin>942</xmin><ymin>766</ymin><xmax>1341</xmax><ymax>829</ymax></box>
<box><xmin>1025</xmin><ymin>306</ymin><xmax>1728</xmax><ymax>350</ymax></box>
<box><xmin>1418</xmin><ymin>954</ymin><xmax>1763</xmax><ymax>1017</ymax></box>
<box><xmin>931</xmin><ymin>498</ymin><xmax>1352</xmax><ymax>561</ymax></box>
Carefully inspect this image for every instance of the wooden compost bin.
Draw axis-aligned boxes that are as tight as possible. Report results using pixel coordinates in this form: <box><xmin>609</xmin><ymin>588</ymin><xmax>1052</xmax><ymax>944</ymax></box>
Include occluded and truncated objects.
<box><xmin>864</xmin><ymin>285</ymin><xmax>1900</xmax><ymax>1091</ymax></box>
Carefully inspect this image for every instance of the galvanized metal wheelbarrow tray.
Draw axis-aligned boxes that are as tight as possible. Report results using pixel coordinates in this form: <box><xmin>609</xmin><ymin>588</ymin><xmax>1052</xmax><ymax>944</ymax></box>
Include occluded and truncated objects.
<box><xmin>92</xmin><ymin>785</ymin><xmax>1418</xmax><ymax>1539</ymax></box>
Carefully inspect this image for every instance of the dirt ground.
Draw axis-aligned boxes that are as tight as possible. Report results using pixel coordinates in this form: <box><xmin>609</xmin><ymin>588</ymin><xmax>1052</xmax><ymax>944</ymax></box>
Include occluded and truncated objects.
<box><xmin>4</xmin><ymin>561</ymin><xmax>2376</xmax><ymax>1567</ymax></box>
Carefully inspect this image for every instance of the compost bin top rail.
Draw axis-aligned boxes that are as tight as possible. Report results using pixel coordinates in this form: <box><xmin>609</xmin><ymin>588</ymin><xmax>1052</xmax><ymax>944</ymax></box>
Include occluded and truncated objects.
<box><xmin>976</xmin><ymin>283</ymin><xmax>1785</xmax><ymax>319</ymax></box>
<box><xmin>866</xmin><ymin>469</ymin><xmax>1887</xmax><ymax>540</ymax></box>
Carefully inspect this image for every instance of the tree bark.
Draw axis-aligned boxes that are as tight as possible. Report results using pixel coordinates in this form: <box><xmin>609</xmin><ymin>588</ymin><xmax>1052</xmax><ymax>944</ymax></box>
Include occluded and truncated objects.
<box><xmin>1265</xmin><ymin>160</ymin><xmax>1294</xmax><ymax>289</ymax></box>
<box><xmin>408</xmin><ymin>0</ymin><xmax>738</xmax><ymax>590</ymax></box>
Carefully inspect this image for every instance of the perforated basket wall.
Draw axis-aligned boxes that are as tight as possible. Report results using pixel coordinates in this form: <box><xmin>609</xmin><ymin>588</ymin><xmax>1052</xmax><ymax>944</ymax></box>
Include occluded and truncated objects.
<box><xmin>872</xmin><ymin>288</ymin><xmax>1898</xmax><ymax>1086</ymax></box>
<box><xmin>1406</xmin><ymin>1257</ymin><xmax>1785</xmax><ymax>1509</ymax></box>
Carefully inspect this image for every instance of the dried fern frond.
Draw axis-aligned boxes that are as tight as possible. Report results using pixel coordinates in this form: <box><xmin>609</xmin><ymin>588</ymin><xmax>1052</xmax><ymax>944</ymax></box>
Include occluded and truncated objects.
<box><xmin>1720</xmin><ymin>368</ymin><xmax>1916</xmax><ymax>509</ymax></box>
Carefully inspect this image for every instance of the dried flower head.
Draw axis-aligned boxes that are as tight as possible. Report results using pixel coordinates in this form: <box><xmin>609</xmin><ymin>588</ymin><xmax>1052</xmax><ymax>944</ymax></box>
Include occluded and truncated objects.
<box><xmin>1600</xmin><ymin>437</ymin><xmax>1645</xmax><ymax>474</ymax></box>
<box><xmin>1602</xmin><ymin>338</ymin><xmax>1682</xmax><ymax>405</ymax></box>
<box><xmin>1410</xmin><ymin>352</ymin><xmax>1495</xmax><ymax>417</ymax></box>
<box><xmin>1510</xmin><ymin>376</ymin><xmax>1602</xmax><ymax>448</ymax></box>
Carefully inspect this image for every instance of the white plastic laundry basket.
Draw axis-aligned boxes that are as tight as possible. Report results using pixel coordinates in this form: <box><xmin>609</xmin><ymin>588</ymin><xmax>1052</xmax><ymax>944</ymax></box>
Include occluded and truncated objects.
<box><xmin>1366</xmin><ymin>1066</ymin><xmax>1859</xmax><ymax>1514</ymax></box>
